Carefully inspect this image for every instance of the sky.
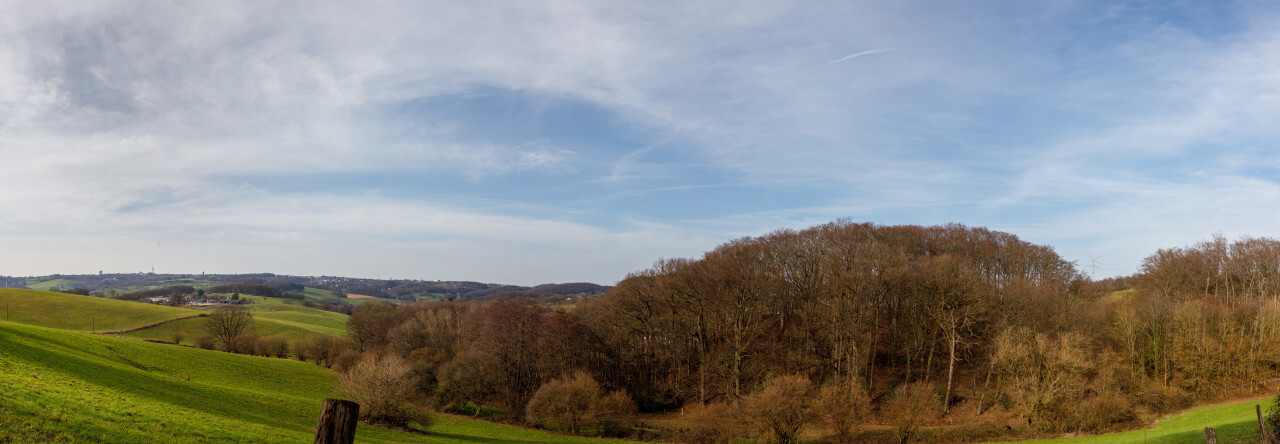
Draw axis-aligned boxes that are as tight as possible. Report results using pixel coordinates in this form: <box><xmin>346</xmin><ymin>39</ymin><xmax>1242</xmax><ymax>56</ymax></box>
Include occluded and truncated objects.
<box><xmin>3</xmin><ymin>1</ymin><xmax>1280</xmax><ymax>285</ymax></box>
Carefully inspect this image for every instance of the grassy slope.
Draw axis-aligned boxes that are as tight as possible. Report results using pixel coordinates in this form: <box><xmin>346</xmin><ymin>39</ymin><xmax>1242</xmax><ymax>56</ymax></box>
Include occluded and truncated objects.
<box><xmin>301</xmin><ymin>286</ymin><xmax>402</xmax><ymax>305</ymax></box>
<box><xmin>1</xmin><ymin>321</ymin><xmax>641</xmax><ymax>443</ymax></box>
<box><xmin>121</xmin><ymin>296</ymin><xmax>348</xmax><ymax>345</ymax></box>
<box><xmin>240</xmin><ymin>295</ymin><xmax>350</xmax><ymax>333</ymax></box>
<box><xmin>0</xmin><ymin>320</ymin><xmax>413</xmax><ymax>442</ymax></box>
<box><xmin>991</xmin><ymin>396</ymin><xmax>1276</xmax><ymax>443</ymax></box>
<box><xmin>27</xmin><ymin>278</ymin><xmax>81</xmax><ymax>291</ymax></box>
<box><xmin>0</xmin><ymin>288</ymin><xmax>197</xmax><ymax>332</ymax></box>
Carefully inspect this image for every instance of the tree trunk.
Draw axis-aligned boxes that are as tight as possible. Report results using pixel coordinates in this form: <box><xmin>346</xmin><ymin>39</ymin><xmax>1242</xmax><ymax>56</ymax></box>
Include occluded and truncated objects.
<box><xmin>944</xmin><ymin>336</ymin><xmax>957</xmax><ymax>414</ymax></box>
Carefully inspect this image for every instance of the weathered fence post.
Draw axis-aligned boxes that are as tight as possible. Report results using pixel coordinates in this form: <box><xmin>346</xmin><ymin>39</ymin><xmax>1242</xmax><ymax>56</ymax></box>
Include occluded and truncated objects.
<box><xmin>1259</xmin><ymin>404</ymin><xmax>1273</xmax><ymax>444</ymax></box>
<box><xmin>314</xmin><ymin>398</ymin><xmax>359</xmax><ymax>444</ymax></box>
<box><xmin>1203</xmin><ymin>427</ymin><xmax>1217</xmax><ymax>444</ymax></box>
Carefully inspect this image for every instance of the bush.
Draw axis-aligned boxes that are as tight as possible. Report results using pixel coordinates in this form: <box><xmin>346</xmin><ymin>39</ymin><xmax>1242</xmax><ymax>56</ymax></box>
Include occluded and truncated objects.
<box><xmin>595</xmin><ymin>390</ymin><xmax>639</xmax><ymax>437</ymax></box>
<box><xmin>675</xmin><ymin>401</ymin><xmax>739</xmax><ymax>444</ymax></box>
<box><xmin>1134</xmin><ymin>385</ymin><xmax>1192</xmax><ymax>415</ymax></box>
<box><xmin>171</xmin><ymin>331</ymin><xmax>185</xmax><ymax>345</ymax></box>
<box><xmin>195</xmin><ymin>334</ymin><xmax>217</xmax><ymax>350</ymax></box>
<box><xmin>253</xmin><ymin>336</ymin><xmax>289</xmax><ymax>358</ymax></box>
<box><xmin>739</xmin><ymin>374</ymin><xmax>813</xmax><ymax>444</ymax></box>
<box><xmin>526</xmin><ymin>371</ymin><xmax>601</xmax><ymax>434</ymax></box>
<box><xmin>295</xmin><ymin>335</ymin><xmax>344</xmax><ymax>366</ymax></box>
<box><xmin>813</xmin><ymin>379</ymin><xmax>870</xmax><ymax>443</ymax></box>
<box><xmin>337</xmin><ymin>353</ymin><xmax>428</xmax><ymax>427</ymax></box>
<box><xmin>887</xmin><ymin>382</ymin><xmax>936</xmax><ymax>444</ymax></box>
<box><xmin>330</xmin><ymin>347</ymin><xmax>362</xmax><ymax>372</ymax></box>
<box><xmin>228</xmin><ymin>333</ymin><xmax>259</xmax><ymax>354</ymax></box>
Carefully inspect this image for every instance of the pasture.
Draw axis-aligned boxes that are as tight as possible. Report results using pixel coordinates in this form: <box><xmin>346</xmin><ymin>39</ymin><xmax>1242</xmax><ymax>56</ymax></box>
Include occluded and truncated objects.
<box><xmin>0</xmin><ymin>288</ymin><xmax>196</xmax><ymax>332</ymax></box>
<box><xmin>0</xmin><ymin>320</ymin><xmax>643</xmax><ymax>443</ymax></box>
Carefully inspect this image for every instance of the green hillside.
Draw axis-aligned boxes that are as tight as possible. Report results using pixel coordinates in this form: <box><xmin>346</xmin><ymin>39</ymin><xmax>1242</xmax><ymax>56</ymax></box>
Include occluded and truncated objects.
<box><xmin>27</xmin><ymin>278</ymin><xmax>80</xmax><ymax>291</ymax></box>
<box><xmin>121</xmin><ymin>295</ymin><xmax>348</xmax><ymax>345</ymax></box>
<box><xmin>0</xmin><ymin>288</ymin><xmax>196</xmax><ymax>332</ymax></box>
<box><xmin>991</xmin><ymin>396</ymin><xmax>1276</xmax><ymax>443</ymax></box>
<box><xmin>0</xmin><ymin>320</ymin><xmax>416</xmax><ymax>442</ymax></box>
<box><xmin>120</xmin><ymin>315</ymin><xmax>340</xmax><ymax>345</ymax></box>
<box><xmin>1</xmin><ymin>321</ymin><xmax>640</xmax><ymax>443</ymax></box>
<box><xmin>240</xmin><ymin>295</ymin><xmax>350</xmax><ymax>334</ymax></box>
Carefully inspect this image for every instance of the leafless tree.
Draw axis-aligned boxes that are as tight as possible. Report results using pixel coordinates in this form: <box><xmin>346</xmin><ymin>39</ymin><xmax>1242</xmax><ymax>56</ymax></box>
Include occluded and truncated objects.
<box><xmin>205</xmin><ymin>306</ymin><xmax>253</xmax><ymax>349</ymax></box>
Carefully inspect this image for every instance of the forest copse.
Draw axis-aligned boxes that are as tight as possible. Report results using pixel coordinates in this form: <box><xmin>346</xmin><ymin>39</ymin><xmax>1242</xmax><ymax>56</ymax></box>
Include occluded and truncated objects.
<box><xmin>323</xmin><ymin>221</ymin><xmax>1280</xmax><ymax>442</ymax></box>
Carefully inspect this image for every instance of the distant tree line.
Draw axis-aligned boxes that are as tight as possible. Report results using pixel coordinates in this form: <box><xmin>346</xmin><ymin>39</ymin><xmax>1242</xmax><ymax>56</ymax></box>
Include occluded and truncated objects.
<box><xmin>0</xmin><ymin>276</ymin><xmax>25</xmax><ymax>288</ymax></box>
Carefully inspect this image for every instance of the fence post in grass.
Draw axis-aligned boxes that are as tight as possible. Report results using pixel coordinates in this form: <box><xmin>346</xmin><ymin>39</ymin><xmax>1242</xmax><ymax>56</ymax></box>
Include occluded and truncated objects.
<box><xmin>314</xmin><ymin>398</ymin><xmax>359</xmax><ymax>444</ymax></box>
<box><xmin>1203</xmin><ymin>427</ymin><xmax>1216</xmax><ymax>444</ymax></box>
<box><xmin>1259</xmin><ymin>404</ymin><xmax>1273</xmax><ymax>444</ymax></box>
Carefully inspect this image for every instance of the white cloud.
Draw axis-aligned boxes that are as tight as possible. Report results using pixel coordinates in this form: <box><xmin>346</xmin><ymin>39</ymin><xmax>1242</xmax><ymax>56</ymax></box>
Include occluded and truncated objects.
<box><xmin>3</xmin><ymin>1</ymin><xmax>1280</xmax><ymax>282</ymax></box>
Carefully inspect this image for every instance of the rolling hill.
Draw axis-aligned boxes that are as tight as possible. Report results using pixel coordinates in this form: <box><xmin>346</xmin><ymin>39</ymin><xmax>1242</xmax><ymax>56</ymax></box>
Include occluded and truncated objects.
<box><xmin>0</xmin><ymin>320</ymin><xmax>643</xmax><ymax>443</ymax></box>
<box><xmin>0</xmin><ymin>288</ymin><xmax>197</xmax><ymax>332</ymax></box>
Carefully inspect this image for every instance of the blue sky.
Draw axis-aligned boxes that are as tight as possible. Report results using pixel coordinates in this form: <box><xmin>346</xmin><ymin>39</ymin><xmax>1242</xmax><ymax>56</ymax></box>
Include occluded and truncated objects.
<box><xmin>3</xmin><ymin>1</ymin><xmax>1280</xmax><ymax>284</ymax></box>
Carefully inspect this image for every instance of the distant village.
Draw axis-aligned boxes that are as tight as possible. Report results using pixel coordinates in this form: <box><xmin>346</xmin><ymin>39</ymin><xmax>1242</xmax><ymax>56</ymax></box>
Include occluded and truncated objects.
<box><xmin>143</xmin><ymin>294</ymin><xmax>248</xmax><ymax>306</ymax></box>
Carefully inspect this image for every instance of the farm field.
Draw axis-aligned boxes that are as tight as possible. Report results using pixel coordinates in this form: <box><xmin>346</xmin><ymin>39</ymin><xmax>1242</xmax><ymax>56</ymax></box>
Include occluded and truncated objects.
<box><xmin>121</xmin><ymin>295</ymin><xmax>349</xmax><ymax>344</ymax></box>
<box><xmin>26</xmin><ymin>278</ymin><xmax>79</xmax><ymax>291</ymax></box>
<box><xmin>0</xmin><ymin>320</ymin><xmax>643</xmax><ymax>443</ymax></box>
<box><xmin>0</xmin><ymin>288</ymin><xmax>196</xmax><ymax>332</ymax></box>
<box><xmin>243</xmin><ymin>295</ymin><xmax>350</xmax><ymax>334</ymax></box>
<box><xmin>299</xmin><ymin>286</ymin><xmax>400</xmax><ymax>304</ymax></box>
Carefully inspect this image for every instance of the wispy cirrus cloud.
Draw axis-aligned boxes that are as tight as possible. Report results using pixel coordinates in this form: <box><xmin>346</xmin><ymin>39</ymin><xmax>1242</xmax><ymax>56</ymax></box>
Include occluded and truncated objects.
<box><xmin>2</xmin><ymin>1</ymin><xmax>1280</xmax><ymax>283</ymax></box>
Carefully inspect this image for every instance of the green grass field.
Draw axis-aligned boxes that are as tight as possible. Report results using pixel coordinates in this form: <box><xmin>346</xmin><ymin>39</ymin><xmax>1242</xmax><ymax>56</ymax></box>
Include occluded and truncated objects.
<box><xmin>299</xmin><ymin>286</ymin><xmax>404</xmax><ymax>304</ymax></box>
<box><xmin>26</xmin><ymin>278</ymin><xmax>81</xmax><ymax>291</ymax></box>
<box><xmin>239</xmin><ymin>295</ymin><xmax>350</xmax><ymax>333</ymax></box>
<box><xmin>0</xmin><ymin>288</ymin><xmax>197</xmax><ymax>332</ymax></box>
<box><xmin>990</xmin><ymin>396</ymin><xmax>1277</xmax><ymax>443</ymax></box>
<box><xmin>120</xmin><ymin>295</ymin><xmax>349</xmax><ymax>345</ymax></box>
<box><xmin>0</xmin><ymin>320</ymin><xmax>643</xmax><ymax>443</ymax></box>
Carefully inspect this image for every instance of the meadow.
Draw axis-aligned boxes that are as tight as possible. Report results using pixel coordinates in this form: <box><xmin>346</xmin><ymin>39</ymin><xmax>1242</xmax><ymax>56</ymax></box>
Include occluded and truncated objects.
<box><xmin>987</xmin><ymin>396</ymin><xmax>1276</xmax><ymax>444</ymax></box>
<box><xmin>0</xmin><ymin>320</ymin><xmax>644</xmax><ymax>443</ymax></box>
<box><xmin>0</xmin><ymin>288</ymin><xmax>195</xmax><ymax>332</ymax></box>
<box><xmin>118</xmin><ymin>295</ymin><xmax>348</xmax><ymax>344</ymax></box>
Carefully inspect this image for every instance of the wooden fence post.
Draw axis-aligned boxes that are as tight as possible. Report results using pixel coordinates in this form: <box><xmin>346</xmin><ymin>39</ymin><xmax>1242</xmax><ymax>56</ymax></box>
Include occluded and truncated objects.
<box><xmin>1203</xmin><ymin>427</ymin><xmax>1217</xmax><ymax>444</ymax></box>
<box><xmin>1259</xmin><ymin>404</ymin><xmax>1272</xmax><ymax>444</ymax></box>
<box><xmin>314</xmin><ymin>398</ymin><xmax>359</xmax><ymax>444</ymax></box>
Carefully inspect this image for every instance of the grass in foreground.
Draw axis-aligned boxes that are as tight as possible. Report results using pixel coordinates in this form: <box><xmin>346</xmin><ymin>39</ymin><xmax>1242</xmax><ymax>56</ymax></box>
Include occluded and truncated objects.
<box><xmin>0</xmin><ymin>321</ymin><xmax>640</xmax><ymax>443</ymax></box>
<box><xmin>990</xmin><ymin>396</ymin><xmax>1276</xmax><ymax>443</ymax></box>
<box><xmin>0</xmin><ymin>288</ymin><xmax>197</xmax><ymax>332</ymax></box>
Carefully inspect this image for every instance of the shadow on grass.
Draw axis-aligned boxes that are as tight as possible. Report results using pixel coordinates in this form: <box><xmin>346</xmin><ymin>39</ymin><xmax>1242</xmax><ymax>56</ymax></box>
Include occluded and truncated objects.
<box><xmin>3</xmin><ymin>325</ymin><xmax>311</xmax><ymax>434</ymax></box>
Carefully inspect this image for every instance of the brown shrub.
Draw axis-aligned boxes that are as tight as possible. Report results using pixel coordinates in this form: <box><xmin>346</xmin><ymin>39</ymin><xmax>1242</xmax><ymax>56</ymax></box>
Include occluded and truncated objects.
<box><xmin>253</xmin><ymin>336</ymin><xmax>289</xmax><ymax>358</ymax></box>
<box><xmin>739</xmin><ymin>374</ymin><xmax>813</xmax><ymax>444</ymax></box>
<box><xmin>337</xmin><ymin>353</ymin><xmax>428</xmax><ymax>427</ymax></box>
<box><xmin>1134</xmin><ymin>385</ymin><xmax>1192</xmax><ymax>415</ymax></box>
<box><xmin>886</xmin><ymin>382</ymin><xmax>936</xmax><ymax>444</ymax></box>
<box><xmin>595</xmin><ymin>389</ymin><xmax>639</xmax><ymax>437</ymax></box>
<box><xmin>813</xmin><ymin>379</ymin><xmax>870</xmax><ymax>443</ymax></box>
<box><xmin>171</xmin><ymin>331</ymin><xmax>185</xmax><ymax>345</ymax></box>
<box><xmin>228</xmin><ymin>332</ymin><xmax>258</xmax><ymax>354</ymax></box>
<box><xmin>296</xmin><ymin>335</ymin><xmax>336</xmax><ymax>365</ymax></box>
<box><xmin>675</xmin><ymin>401</ymin><xmax>740</xmax><ymax>444</ymax></box>
<box><xmin>195</xmin><ymin>334</ymin><xmax>217</xmax><ymax>350</ymax></box>
<box><xmin>526</xmin><ymin>371</ymin><xmax>601</xmax><ymax>434</ymax></box>
<box><xmin>597</xmin><ymin>389</ymin><xmax>638</xmax><ymax>419</ymax></box>
<box><xmin>330</xmin><ymin>346</ymin><xmax>363</xmax><ymax>372</ymax></box>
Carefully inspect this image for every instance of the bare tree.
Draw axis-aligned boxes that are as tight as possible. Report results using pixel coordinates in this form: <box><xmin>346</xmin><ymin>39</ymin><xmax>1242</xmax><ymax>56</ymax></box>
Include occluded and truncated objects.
<box><xmin>205</xmin><ymin>306</ymin><xmax>253</xmax><ymax>349</ymax></box>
